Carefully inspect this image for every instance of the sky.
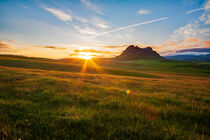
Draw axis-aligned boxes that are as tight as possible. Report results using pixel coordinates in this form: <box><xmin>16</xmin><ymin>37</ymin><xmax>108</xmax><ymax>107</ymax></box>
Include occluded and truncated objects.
<box><xmin>0</xmin><ymin>0</ymin><xmax>210</xmax><ymax>58</ymax></box>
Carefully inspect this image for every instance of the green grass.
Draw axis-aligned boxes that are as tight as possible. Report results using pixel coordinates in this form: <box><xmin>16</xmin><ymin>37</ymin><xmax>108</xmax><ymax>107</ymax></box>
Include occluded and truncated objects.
<box><xmin>0</xmin><ymin>55</ymin><xmax>210</xmax><ymax>139</ymax></box>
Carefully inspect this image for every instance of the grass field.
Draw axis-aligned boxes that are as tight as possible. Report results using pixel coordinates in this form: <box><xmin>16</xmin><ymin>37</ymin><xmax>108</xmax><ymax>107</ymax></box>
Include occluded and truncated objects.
<box><xmin>0</xmin><ymin>55</ymin><xmax>210</xmax><ymax>139</ymax></box>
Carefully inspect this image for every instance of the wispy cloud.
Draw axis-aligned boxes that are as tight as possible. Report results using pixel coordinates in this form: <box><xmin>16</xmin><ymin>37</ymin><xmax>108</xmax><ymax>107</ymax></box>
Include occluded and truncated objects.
<box><xmin>156</xmin><ymin>37</ymin><xmax>210</xmax><ymax>55</ymax></box>
<box><xmin>33</xmin><ymin>46</ymin><xmax>66</xmax><ymax>50</ymax></box>
<box><xmin>102</xmin><ymin>45</ymin><xmax>128</xmax><ymax>48</ymax></box>
<box><xmin>137</xmin><ymin>9</ymin><xmax>151</xmax><ymax>15</ymax></box>
<box><xmin>173</xmin><ymin>0</ymin><xmax>210</xmax><ymax>45</ymax></box>
<box><xmin>199</xmin><ymin>0</ymin><xmax>210</xmax><ymax>25</ymax></box>
<box><xmin>0</xmin><ymin>41</ymin><xmax>18</xmax><ymax>53</ymax></box>
<box><xmin>43</xmin><ymin>7</ymin><xmax>72</xmax><ymax>23</ymax></box>
<box><xmin>75</xmin><ymin>16</ymin><xmax>109</xmax><ymax>29</ymax></box>
<box><xmin>91</xmin><ymin>17</ymin><xmax>168</xmax><ymax>38</ymax></box>
<box><xmin>80</xmin><ymin>0</ymin><xmax>103</xmax><ymax>15</ymax></box>
<box><xmin>74</xmin><ymin>26</ymin><xmax>98</xmax><ymax>35</ymax></box>
<box><xmin>204</xmin><ymin>0</ymin><xmax>210</xmax><ymax>10</ymax></box>
<box><xmin>74</xmin><ymin>16</ymin><xmax>88</xmax><ymax>23</ymax></box>
<box><xmin>0</xmin><ymin>41</ymin><xmax>11</xmax><ymax>49</ymax></box>
<box><xmin>74</xmin><ymin>49</ymin><xmax>113</xmax><ymax>54</ymax></box>
<box><xmin>171</xmin><ymin>22</ymin><xmax>210</xmax><ymax>41</ymax></box>
<box><xmin>183</xmin><ymin>0</ymin><xmax>199</xmax><ymax>6</ymax></box>
<box><xmin>91</xmin><ymin>17</ymin><xmax>109</xmax><ymax>28</ymax></box>
<box><xmin>186</xmin><ymin>0</ymin><xmax>210</xmax><ymax>14</ymax></box>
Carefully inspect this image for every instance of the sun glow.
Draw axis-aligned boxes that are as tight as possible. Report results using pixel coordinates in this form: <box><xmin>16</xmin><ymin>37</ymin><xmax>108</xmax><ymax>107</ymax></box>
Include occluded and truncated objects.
<box><xmin>79</xmin><ymin>52</ymin><xmax>92</xmax><ymax>60</ymax></box>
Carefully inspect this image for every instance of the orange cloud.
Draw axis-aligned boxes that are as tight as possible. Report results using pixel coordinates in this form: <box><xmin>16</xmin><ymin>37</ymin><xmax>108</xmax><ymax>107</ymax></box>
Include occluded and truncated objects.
<box><xmin>0</xmin><ymin>41</ymin><xmax>11</xmax><ymax>49</ymax></box>
<box><xmin>156</xmin><ymin>38</ymin><xmax>210</xmax><ymax>55</ymax></box>
<box><xmin>0</xmin><ymin>40</ymin><xmax>19</xmax><ymax>53</ymax></box>
<box><xmin>184</xmin><ymin>37</ymin><xmax>200</xmax><ymax>42</ymax></box>
<box><xmin>204</xmin><ymin>40</ymin><xmax>210</xmax><ymax>48</ymax></box>
<box><xmin>69</xmin><ymin>53</ymin><xmax>78</xmax><ymax>56</ymax></box>
<box><xmin>33</xmin><ymin>46</ymin><xmax>66</xmax><ymax>50</ymax></box>
<box><xmin>74</xmin><ymin>49</ymin><xmax>113</xmax><ymax>54</ymax></box>
<box><xmin>102</xmin><ymin>45</ymin><xmax>128</xmax><ymax>48</ymax></box>
<box><xmin>159</xmin><ymin>41</ymin><xmax>177</xmax><ymax>47</ymax></box>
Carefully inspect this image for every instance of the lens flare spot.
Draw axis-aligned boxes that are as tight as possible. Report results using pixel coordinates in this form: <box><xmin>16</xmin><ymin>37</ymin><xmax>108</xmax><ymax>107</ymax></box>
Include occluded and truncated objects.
<box><xmin>126</xmin><ymin>89</ymin><xmax>131</xmax><ymax>95</ymax></box>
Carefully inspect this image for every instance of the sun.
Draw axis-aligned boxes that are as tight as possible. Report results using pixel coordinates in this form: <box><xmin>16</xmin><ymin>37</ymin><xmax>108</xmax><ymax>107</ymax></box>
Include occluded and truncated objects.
<box><xmin>79</xmin><ymin>53</ymin><xmax>92</xmax><ymax>60</ymax></box>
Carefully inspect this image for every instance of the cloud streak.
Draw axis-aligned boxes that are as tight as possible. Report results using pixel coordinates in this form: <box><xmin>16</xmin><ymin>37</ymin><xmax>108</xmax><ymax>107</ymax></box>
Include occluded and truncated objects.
<box><xmin>0</xmin><ymin>41</ymin><xmax>18</xmax><ymax>53</ymax></box>
<box><xmin>74</xmin><ymin>49</ymin><xmax>113</xmax><ymax>54</ymax></box>
<box><xmin>155</xmin><ymin>37</ymin><xmax>210</xmax><ymax>55</ymax></box>
<box><xmin>137</xmin><ymin>9</ymin><xmax>151</xmax><ymax>15</ymax></box>
<box><xmin>43</xmin><ymin>7</ymin><xmax>72</xmax><ymax>23</ymax></box>
<box><xmin>102</xmin><ymin>45</ymin><xmax>128</xmax><ymax>48</ymax></box>
<box><xmin>74</xmin><ymin>26</ymin><xmax>98</xmax><ymax>35</ymax></box>
<box><xmin>33</xmin><ymin>46</ymin><xmax>66</xmax><ymax>50</ymax></box>
<box><xmin>0</xmin><ymin>41</ymin><xmax>11</xmax><ymax>49</ymax></box>
<box><xmin>186</xmin><ymin>0</ymin><xmax>210</xmax><ymax>14</ymax></box>
<box><xmin>91</xmin><ymin>17</ymin><xmax>168</xmax><ymax>38</ymax></box>
<box><xmin>80</xmin><ymin>0</ymin><xmax>103</xmax><ymax>15</ymax></box>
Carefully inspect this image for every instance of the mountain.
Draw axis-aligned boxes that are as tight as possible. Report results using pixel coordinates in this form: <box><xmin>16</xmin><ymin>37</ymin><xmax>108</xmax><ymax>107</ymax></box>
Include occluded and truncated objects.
<box><xmin>165</xmin><ymin>54</ymin><xmax>210</xmax><ymax>62</ymax></box>
<box><xmin>115</xmin><ymin>45</ymin><xmax>163</xmax><ymax>60</ymax></box>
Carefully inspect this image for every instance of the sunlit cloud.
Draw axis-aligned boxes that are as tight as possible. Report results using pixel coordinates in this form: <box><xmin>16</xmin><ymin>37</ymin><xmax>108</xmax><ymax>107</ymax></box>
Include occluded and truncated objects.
<box><xmin>91</xmin><ymin>17</ymin><xmax>168</xmax><ymax>38</ymax></box>
<box><xmin>186</xmin><ymin>0</ymin><xmax>210</xmax><ymax>14</ymax></box>
<box><xmin>91</xmin><ymin>17</ymin><xmax>109</xmax><ymax>28</ymax></box>
<box><xmin>69</xmin><ymin>48</ymin><xmax>119</xmax><ymax>58</ymax></box>
<box><xmin>0</xmin><ymin>41</ymin><xmax>11</xmax><ymax>49</ymax></box>
<box><xmin>42</xmin><ymin>7</ymin><xmax>72</xmax><ymax>23</ymax></box>
<box><xmin>74</xmin><ymin>49</ymin><xmax>112</xmax><ymax>54</ymax></box>
<box><xmin>156</xmin><ymin>38</ymin><xmax>210</xmax><ymax>55</ymax></box>
<box><xmin>80</xmin><ymin>0</ymin><xmax>103</xmax><ymax>15</ymax></box>
<box><xmin>74</xmin><ymin>26</ymin><xmax>98</xmax><ymax>35</ymax></box>
<box><xmin>102</xmin><ymin>45</ymin><xmax>128</xmax><ymax>48</ymax></box>
<box><xmin>199</xmin><ymin>0</ymin><xmax>210</xmax><ymax>25</ymax></box>
<box><xmin>173</xmin><ymin>0</ymin><xmax>210</xmax><ymax>47</ymax></box>
<box><xmin>137</xmin><ymin>9</ymin><xmax>151</xmax><ymax>15</ymax></box>
<box><xmin>0</xmin><ymin>41</ymin><xmax>19</xmax><ymax>53</ymax></box>
<box><xmin>33</xmin><ymin>46</ymin><xmax>66</xmax><ymax>50</ymax></box>
<box><xmin>75</xmin><ymin>16</ymin><xmax>109</xmax><ymax>29</ymax></box>
<box><xmin>74</xmin><ymin>16</ymin><xmax>88</xmax><ymax>23</ymax></box>
<box><xmin>171</xmin><ymin>22</ymin><xmax>210</xmax><ymax>41</ymax></box>
<box><xmin>204</xmin><ymin>0</ymin><xmax>210</xmax><ymax>9</ymax></box>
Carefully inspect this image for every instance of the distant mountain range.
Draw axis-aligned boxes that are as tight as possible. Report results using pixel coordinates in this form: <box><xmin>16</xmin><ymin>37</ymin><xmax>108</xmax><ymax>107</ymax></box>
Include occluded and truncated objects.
<box><xmin>165</xmin><ymin>54</ymin><xmax>210</xmax><ymax>62</ymax></box>
<box><xmin>165</xmin><ymin>47</ymin><xmax>210</xmax><ymax>62</ymax></box>
<box><xmin>115</xmin><ymin>45</ymin><xmax>163</xmax><ymax>60</ymax></box>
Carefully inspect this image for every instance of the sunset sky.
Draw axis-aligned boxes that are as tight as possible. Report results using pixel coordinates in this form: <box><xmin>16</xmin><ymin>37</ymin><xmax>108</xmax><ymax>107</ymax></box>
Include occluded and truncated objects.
<box><xmin>0</xmin><ymin>0</ymin><xmax>209</xmax><ymax>58</ymax></box>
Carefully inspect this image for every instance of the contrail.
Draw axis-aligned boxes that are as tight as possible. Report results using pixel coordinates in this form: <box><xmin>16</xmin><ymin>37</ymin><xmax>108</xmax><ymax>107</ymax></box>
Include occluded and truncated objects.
<box><xmin>91</xmin><ymin>17</ymin><xmax>168</xmax><ymax>38</ymax></box>
<box><xmin>186</xmin><ymin>7</ymin><xmax>204</xmax><ymax>14</ymax></box>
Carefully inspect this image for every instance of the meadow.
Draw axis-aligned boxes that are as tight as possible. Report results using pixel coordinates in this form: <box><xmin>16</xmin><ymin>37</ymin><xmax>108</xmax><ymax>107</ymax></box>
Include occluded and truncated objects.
<box><xmin>0</xmin><ymin>55</ymin><xmax>209</xmax><ymax>139</ymax></box>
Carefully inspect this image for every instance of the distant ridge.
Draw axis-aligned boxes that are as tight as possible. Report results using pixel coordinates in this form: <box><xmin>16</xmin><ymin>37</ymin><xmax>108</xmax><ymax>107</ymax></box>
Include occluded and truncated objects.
<box><xmin>165</xmin><ymin>54</ymin><xmax>210</xmax><ymax>62</ymax></box>
<box><xmin>115</xmin><ymin>45</ymin><xmax>163</xmax><ymax>60</ymax></box>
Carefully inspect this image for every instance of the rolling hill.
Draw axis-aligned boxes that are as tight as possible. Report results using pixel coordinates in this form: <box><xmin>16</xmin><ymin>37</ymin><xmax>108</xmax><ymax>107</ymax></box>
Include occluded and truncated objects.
<box><xmin>0</xmin><ymin>55</ymin><xmax>209</xmax><ymax>139</ymax></box>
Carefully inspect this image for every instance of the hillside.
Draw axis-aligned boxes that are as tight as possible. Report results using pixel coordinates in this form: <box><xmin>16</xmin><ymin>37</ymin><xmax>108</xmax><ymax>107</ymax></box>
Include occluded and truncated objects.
<box><xmin>0</xmin><ymin>55</ymin><xmax>210</xmax><ymax>139</ymax></box>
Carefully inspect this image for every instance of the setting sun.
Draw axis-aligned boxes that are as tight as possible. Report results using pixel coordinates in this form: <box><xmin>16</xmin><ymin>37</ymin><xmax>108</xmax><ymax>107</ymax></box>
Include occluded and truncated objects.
<box><xmin>79</xmin><ymin>52</ymin><xmax>92</xmax><ymax>60</ymax></box>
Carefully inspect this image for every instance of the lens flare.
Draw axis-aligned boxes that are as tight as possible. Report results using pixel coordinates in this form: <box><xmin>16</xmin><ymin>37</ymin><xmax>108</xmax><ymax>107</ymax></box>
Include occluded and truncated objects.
<box><xmin>126</xmin><ymin>89</ymin><xmax>131</xmax><ymax>94</ymax></box>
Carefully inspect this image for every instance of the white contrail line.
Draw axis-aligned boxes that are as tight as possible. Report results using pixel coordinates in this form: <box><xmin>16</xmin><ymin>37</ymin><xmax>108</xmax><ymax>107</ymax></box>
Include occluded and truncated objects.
<box><xmin>186</xmin><ymin>7</ymin><xmax>204</xmax><ymax>14</ymax></box>
<box><xmin>90</xmin><ymin>17</ymin><xmax>168</xmax><ymax>38</ymax></box>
